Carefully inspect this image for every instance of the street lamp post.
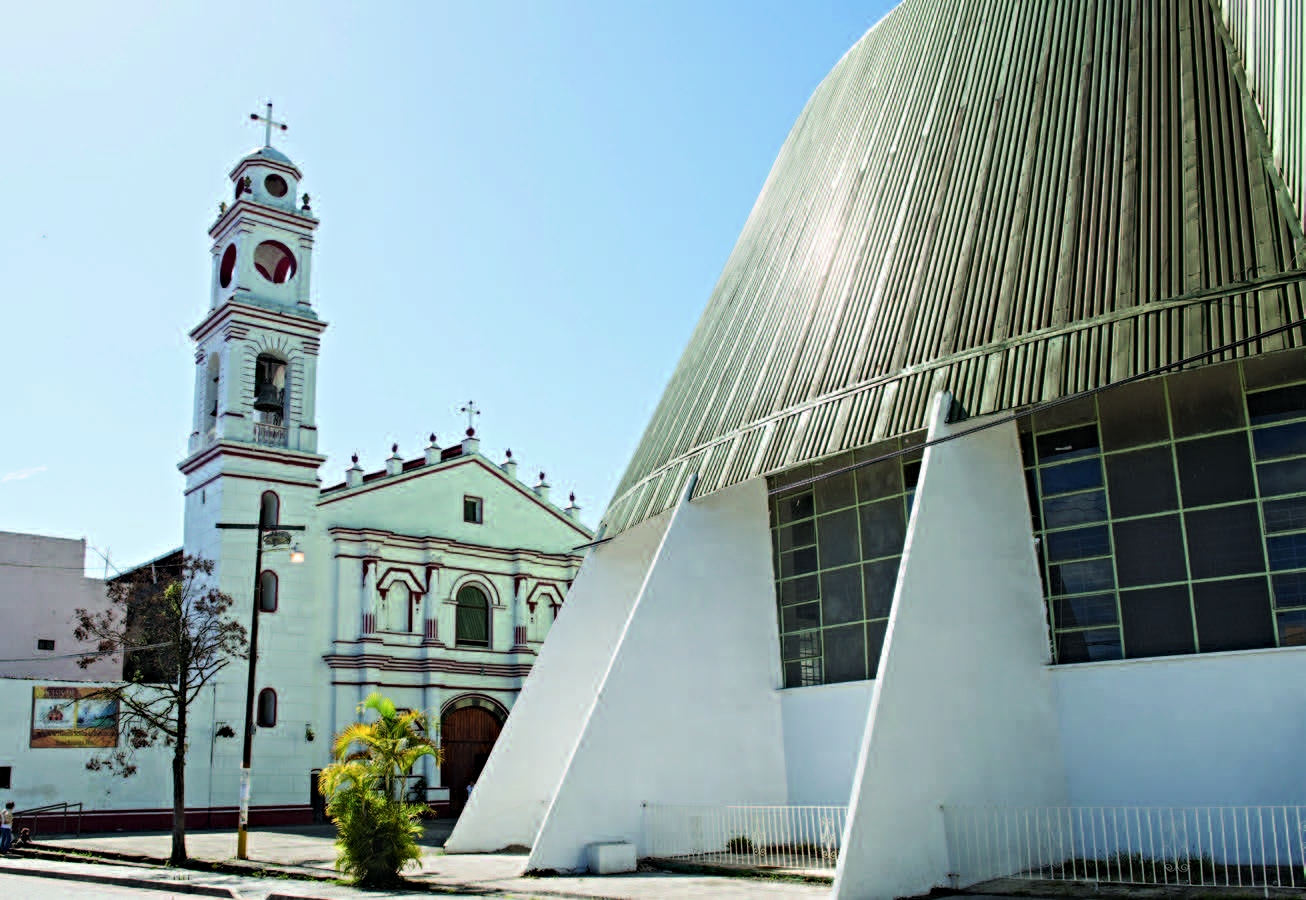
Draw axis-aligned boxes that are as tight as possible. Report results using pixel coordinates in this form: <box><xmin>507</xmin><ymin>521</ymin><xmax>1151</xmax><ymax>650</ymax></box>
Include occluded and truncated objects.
<box><xmin>217</xmin><ymin>509</ymin><xmax>305</xmax><ymax>860</ymax></box>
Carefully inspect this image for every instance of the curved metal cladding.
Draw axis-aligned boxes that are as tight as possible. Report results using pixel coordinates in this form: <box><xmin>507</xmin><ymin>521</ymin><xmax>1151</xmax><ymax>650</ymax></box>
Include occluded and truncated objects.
<box><xmin>600</xmin><ymin>0</ymin><xmax>1306</xmax><ymax>537</ymax></box>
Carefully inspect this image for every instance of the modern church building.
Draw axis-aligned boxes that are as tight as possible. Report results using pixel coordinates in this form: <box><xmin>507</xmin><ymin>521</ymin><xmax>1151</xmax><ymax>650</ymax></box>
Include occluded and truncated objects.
<box><xmin>448</xmin><ymin>1</ymin><xmax>1306</xmax><ymax>897</ymax></box>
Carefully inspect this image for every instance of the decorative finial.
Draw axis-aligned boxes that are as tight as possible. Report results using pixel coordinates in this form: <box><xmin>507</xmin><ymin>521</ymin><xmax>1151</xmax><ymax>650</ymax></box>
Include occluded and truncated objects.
<box><xmin>249</xmin><ymin>102</ymin><xmax>288</xmax><ymax>148</ymax></box>
<box><xmin>429</xmin><ymin>432</ymin><xmax>436</xmax><ymax>444</ymax></box>
<box><xmin>301</xmin><ymin>192</ymin><xmax>311</xmax><ymax>211</ymax></box>
<box><xmin>539</xmin><ymin>471</ymin><xmax>546</xmax><ymax>481</ymax></box>
<box><xmin>218</xmin><ymin>201</ymin><xmax>227</xmax><ymax>214</ymax></box>
<box><xmin>351</xmin><ymin>453</ymin><xmax>359</xmax><ymax>465</ymax></box>
<box><xmin>505</xmin><ymin>449</ymin><xmax>513</xmax><ymax>459</ymax></box>
<box><xmin>391</xmin><ymin>443</ymin><xmax>398</xmax><ymax>454</ymax></box>
<box><xmin>570</xmin><ymin>492</ymin><xmax>576</xmax><ymax>503</ymax></box>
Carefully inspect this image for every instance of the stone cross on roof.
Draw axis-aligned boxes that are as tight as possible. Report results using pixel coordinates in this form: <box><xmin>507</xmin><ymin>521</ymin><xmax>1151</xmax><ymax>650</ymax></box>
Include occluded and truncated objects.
<box><xmin>460</xmin><ymin>400</ymin><xmax>480</xmax><ymax>435</ymax></box>
<box><xmin>250</xmin><ymin>102</ymin><xmax>288</xmax><ymax>148</ymax></box>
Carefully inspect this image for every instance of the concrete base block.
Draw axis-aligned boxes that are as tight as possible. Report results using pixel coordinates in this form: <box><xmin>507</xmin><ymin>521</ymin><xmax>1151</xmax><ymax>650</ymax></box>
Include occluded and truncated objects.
<box><xmin>586</xmin><ymin>841</ymin><xmax>636</xmax><ymax>874</ymax></box>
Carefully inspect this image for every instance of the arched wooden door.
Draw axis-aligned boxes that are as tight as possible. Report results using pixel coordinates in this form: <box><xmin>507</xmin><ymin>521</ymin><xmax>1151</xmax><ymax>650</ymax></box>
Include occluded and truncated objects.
<box><xmin>441</xmin><ymin>705</ymin><xmax>502</xmax><ymax>816</ymax></box>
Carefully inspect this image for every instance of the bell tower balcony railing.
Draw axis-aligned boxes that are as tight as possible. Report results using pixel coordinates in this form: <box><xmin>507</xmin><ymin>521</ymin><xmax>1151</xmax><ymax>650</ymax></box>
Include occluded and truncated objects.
<box><xmin>253</xmin><ymin>421</ymin><xmax>289</xmax><ymax>447</ymax></box>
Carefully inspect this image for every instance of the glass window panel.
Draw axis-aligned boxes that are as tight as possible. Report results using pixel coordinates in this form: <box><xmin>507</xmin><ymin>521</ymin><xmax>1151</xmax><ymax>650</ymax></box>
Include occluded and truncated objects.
<box><xmin>1106</xmin><ymin>447</ymin><xmax>1178</xmax><ymax>518</ymax></box>
<box><xmin>1243</xmin><ymin>350</ymin><xmax>1306</xmax><ymax>391</ymax></box>
<box><xmin>817</xmin><ymin>508</ymin><xmax>860</xmax><ymax>570</ymax></box>
<box><xmin>1252</xmin><ymin>422</ymin><xmax>1306</xmax><ymax>461</ymax></box>
<box><xmin>1098</xmin><ymin>379</ymin><xmax>1170</xmax><ymax>451</ymax></box>
<box><xmin>822</xmin><ymin>623</ymin><xmax>867</xmax><ymax>684</ymax></box>
<box><xmin>780</xmin><ymin>546</ymin><xmax>819</xmax><ymax>578</ymax></box>
<box><xmin>1168</xmin><ymin>363</ymin><xmax>1246</xmax><ymax>438</ymax></box>
<box><xmin>1186</xmin><ymin>504</ymin><xmax>1266</xmax><ymax>579</ymax></box>
<box><xmin>855</xmin><ymin>458</ymin><xmax>902</xmax><ymax>502</ymax></box>
<box><xmin>1192</xmin><ymin>577</ymin><xmax>1275</xmax><ymax>652</ymax></box>
<box><xmin>1048</xmin><ymin>558</ymin><xmax>1115</xmax><ymax>595</ymax></box>
<box><xmin>1053</xmin><ymin>593</ymin><xmax>1119</xmax><ymax>629</ymax></box>
<box><xmin>815</xmin><ymin>471</ymin><xmax>857</xmax><ymax>513</ymax></box>
<box><xmin>777</xmin><ymin>575</ymin><xmax>820</xmax><ymax>606</ymax></box>
<box><xmin>1036</xmin><ymin>425</ymin><xmax>1100</xmax><ymax>464</ymax></box>
<box><xmin>782</xmin><ymin>602</ymin><xmax>820</xmax><ymax>633</ymax></box>
<box><xmin>782</xmin><ymin>631</ymin><xmax>821</xmax><ymax>660</ymax></box>
<box><xmin>1055</xmin><ymin>628</ymin><xmax>1123</xmax><ymax>663</ymax></box>
<box><xmin>1258</xmin><ymin>459</ymin><xmax>1306</xmax><ymax>497</ymax></box>
<box><xmin>862</xmin><ymin>557</ymin><xmax>900</xmax><ymax>620</ymax></box>
<box><xmin>903</xmin><ymin>460</ymin><xmax>922</xmax><ymax>490</ymax></box>
<box><xmin>1045</xmin><ymin>525</ymin><xmax>1111</xmax><ymax>562</ymax></box>
<box><xmin>771</xmin><ymin>463</ymin><xmax>813</xmax><ymax>491</ymax></box>
<box><xmin>1112</xmin><ymin>515</ymin><xmax>1187</xmax><ymax>587</ymax></box>
<box><xmin>1034</xmin><ymin>396</ymin><xmax>1097</xmax><ymax>432</ymax></box>
<box><xmin>1277</xmin><ymin>609</ymin><xmax>1306</xmax><ymax>646</ymax></box>
<box><xmin>1120</xmin><ymin>585</ymin><xmax>1196</xmax><ymax>658</ymax></box>
<box><xmin>1040</xmin><ymin>458</ymin><xmax>1104</xmax><ymax>496</ymax></box>
<box><xmin>1268</xmin><ymin>533</ymin><xmax>1306</xmax><ymax>571</ymax></box>
<box><xmin>854</xmin><ymin>439</ymin><xmax>898</xmax><ymax>465</ymax></box>
<box><xmin>784</xmin><ymin>658</ymin><xmax>823</xmax><ymax>689</ymax></box>
<box><xmin>860</xmin><ymin>497</ymin><xmax>907</xmax><ymax>560</ymax></box>
<box><xmin>820</xmin><ymin>566</ymin><xmax>864</xmax><ymax>626</ymax></box>
<box><xmin>1273</xmin><ymin>572</ymin><xmax>1306</xmax><ymax>608</ymax></box>
<box><xmin>1247</xmin><ymin>383</ymin><xmax>1306</xmax><ymax>425</ymax></box>
<box><xmin>1176</xmin><ymin>433</ymin><xmax>1256</xmax><ymax>507</ymax></box>
<box><xmin>776</xmin><ymin>519</ymin><xmax>816</xmax><ymax>552</ymax></box>
<box><xmin>866</xmin><ymin>620</ymin><xmax>888</xmax><ymax>677</ymax></box>
<box><xmin>1025</xmin><ymin>470</ymin><xmax>1042</xmax><ymax>530</ymax></box>
<box><xmin>1264</xmin><ymin>497</ymin><xmax>1306</xmax><ymax>534</ymax></box>
<box><xmin>1019</xmin><ymin>428</ymin><xmax>1036</xmax><ymax>466</ymax></box>
<box><xmin>777</xmin><ymin>491</ymin><xmax>814</xmax><ymax>525</ymax></box>
<box><xmin>1043</xmin><ymin>491</ymin><xmax>1109</xmax><ymax>528</ymax></box>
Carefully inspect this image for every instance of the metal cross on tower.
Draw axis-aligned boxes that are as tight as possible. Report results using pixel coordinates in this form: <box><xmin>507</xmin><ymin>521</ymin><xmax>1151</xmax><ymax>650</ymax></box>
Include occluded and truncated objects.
<box><xmin>460</xmin><ymin>401</ymin><xmax>480</xmax><ymax>433</ymax></box>
<box><xmin>249</xmin><ymin>102</ymin><xmax>288</xmax><ymax>148</ymax></box>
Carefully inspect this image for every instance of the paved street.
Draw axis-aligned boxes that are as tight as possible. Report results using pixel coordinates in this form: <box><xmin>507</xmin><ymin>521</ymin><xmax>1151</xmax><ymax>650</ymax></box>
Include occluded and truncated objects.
<box><xmin>0</xmin><ymin>871</ymin><xmax>169</xmax><ymax>899</ymax></box>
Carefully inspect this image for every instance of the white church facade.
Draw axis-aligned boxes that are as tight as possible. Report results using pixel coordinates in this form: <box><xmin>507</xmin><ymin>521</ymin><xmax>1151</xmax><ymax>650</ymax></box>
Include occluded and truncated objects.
<box><xmin>447</xmin><ymin>1</ymin><xmax>1306</xmax><ymax>898</ymax></box>
<box><xmin>173</xmin><ymin>138</ymin><xmax>593</xmax><ymax>822</ymax></box>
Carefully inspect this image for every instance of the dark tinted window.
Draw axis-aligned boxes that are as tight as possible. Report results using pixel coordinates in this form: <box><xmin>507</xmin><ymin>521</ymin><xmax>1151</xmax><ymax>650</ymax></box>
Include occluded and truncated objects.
<box><xmin>866</xmin><ymin>620</ymin><xmax>889</xmax><ymax>676</ymax></box>
<box><xmin>1121</xmin><ymin>586</ymin><xmax>1195</xmax><ymax>658</ymax></box>
<box><xmin>815</xmin><ymin>469</ymin><xmax>857</xmax><ymax>513</ymax></box>
<box><xmin>782</xmin><ymin>602</ymin><xmax>820</xmax><ymax>632</ymax></box>
<box><xmin>1176</xmin><ymin>433</ymin><xmax>1255</xmax><ymax>506</ymax></box>
<box><xmin>777</xmin><ymin>491</ymin><xmax>814</xmax><ymax>524</ymax></box>
<box><xmin>1056</xmin><ymin>628</ymin><xmax>1123</xmax><ymax>663</ymax></box>
<box><xmin>780</xmin><ymin>546</ymin><xmax>818</xmax><ymax>578</ymax></box>
<box><xmin>817</xmin><ymin>509</ymin><xmax>860</xmax><ymax>569</ymax></box>
<box><xmin>778</xmin><ymin>575</ymin><xmax>819</xmax><ymax>606</ymax></box>
<box><xmin>1268</xmin><ymin>533</ymin><xmax>1306</xmax><ymax>571</ymax></box>
<box><xmin>1273</xmin><ymin>572</ymin><xmax>1306</xmax><ymax>608</ymax></box>
<box><xmin>782</xmin><ymin>631</ymin><xmax>820</xmax><ymax>660</ymax></box>
<box><xmin>777</xmin><ymin>519</ymin><xmax>816</xmax><ymax>552</ymax></box>
<box><xmin>1186</xmin><ymin>504</ymin><xmax>1265</xmax><ymax>578</ymax></box>
<box><xmin>1113</xmin><ymin>515</ymin><xmax>1187</xmax><ymax>587</ymax></box>
<box><xmin>1053</xmin><ymin>593</ymin><xmax>1118</xmax><ymax>629</ymax></box>
<box><xmin>1247</xmin><ymin>384</ymin><xmax>1306</xmax><ymax>424</ymax></box>
<box><xmin>1258</xmin><ymin>459</ymin><xmax>1306</xmax><ymax>497</ymax></box>
<box><xmin>1036</xmin><ymin>425</ymin><xmax>1100</xmax><ymax>464</ymax></box>
<box><xmin>1098</xmin><ymin>380</ymin><xmax>1170</xmax><ymax>450</ymax></box>
<box><xmin>862</xmin><ymin>557</ymin><xmax>900</xmax><ymax>619</ymax></box>
<box><xmin>1277</xmin><ymin>608</ymin><xmax>1306</xmax><ymax>646</ymax></box>
<box><xmin>820</xmin><ymin>567</ymin><xmax>863</xmax><ymax>625</ymax></box>
<box><xmin>860</xmin><ymin>498</ymin><xmax>906</xmax><ymax>560</ymax></box>
<box><xmin>1193</xmin><ymin>577</ymin><xmax>1275</xmax><ymax>652</ymax></box>
<box><xmin>1040</xmin><ymin>459</ymin><xmax>1103</xmax><ymax>496</ymax></box>
<box><xmin>1252</xmin><ymin>422</ymin><xmax>1306</xmax><ymax>461</ymax></box>
<box><xmin>1043</xmin><ymin>491</ymin><xmax>1109</xmax><ymax>528</ymax></box>
<box><xmin>1168</xmin><ymin>364</ymin><xmax>1245</xmax><ymax>437</ymax></box>
<box><xmin>1106</xmin><ymin>448</ymin><xmax>1178</xmax><ymax>518</ymax></box>
<box><xmin>855</xmin><ymin>459</ymin><xmax>902</xmax><ymax>501</ymax></box>
<box><xmin>1048</xmin><ymin>558</ymin><xmax>1115</xmax><ymax>594</ymax></box>
<box><xmin>822</xmin><ymin>623</ymin><xmax>867</xmax><ymax>683</ymax></box>
<box><xmin>1045</xmin><ymin>525</ymin><xmax>1111</xmax><ymax>562</ymax></box>
<box><xmin>1264</xmin><ymin>497</ymin><xmax>1306</xmax><ymax>533</ymax></box>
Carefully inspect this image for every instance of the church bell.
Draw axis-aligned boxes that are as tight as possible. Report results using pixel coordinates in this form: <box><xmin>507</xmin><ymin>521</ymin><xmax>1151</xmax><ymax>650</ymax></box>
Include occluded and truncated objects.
<box><xmin>254</xmin><ymin>383</ymin><xmax>284</xmax><ymax>412</ymax></box>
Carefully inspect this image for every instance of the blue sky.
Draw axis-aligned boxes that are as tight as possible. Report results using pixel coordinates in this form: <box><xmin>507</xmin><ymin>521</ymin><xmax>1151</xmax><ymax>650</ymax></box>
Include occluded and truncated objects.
<box><xmin>0</xmin><ymin>0</ymin><xmax>892</xmax><ymax>572</ymax></box>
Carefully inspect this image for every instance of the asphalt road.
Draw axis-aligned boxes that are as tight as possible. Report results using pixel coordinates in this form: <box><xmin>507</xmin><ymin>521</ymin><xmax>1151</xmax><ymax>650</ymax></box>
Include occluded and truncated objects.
<box><xmin>0</xmin><ymin>871</ymin><xmax>187</xmax><ymax>898</ymax></box>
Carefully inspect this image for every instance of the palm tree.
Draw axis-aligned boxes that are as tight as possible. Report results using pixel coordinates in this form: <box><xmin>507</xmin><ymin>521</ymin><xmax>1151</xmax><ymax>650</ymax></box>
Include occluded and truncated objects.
<box><xmin>318</xmin><ymin>693</ymin><xmax>442</xmax><ymax>887</ymax></box>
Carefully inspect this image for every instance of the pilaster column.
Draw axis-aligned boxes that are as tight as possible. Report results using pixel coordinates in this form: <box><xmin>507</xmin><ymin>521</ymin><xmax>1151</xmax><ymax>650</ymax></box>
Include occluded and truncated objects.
<box><xmin>422</xmin><ymin>566</ymin><xmax>442</xmax><ymax>645</ymax></box>
<box><xmin>361</xmin><ymin>558</ymin><xmax>379</xmax><ymax>640</ymax></box>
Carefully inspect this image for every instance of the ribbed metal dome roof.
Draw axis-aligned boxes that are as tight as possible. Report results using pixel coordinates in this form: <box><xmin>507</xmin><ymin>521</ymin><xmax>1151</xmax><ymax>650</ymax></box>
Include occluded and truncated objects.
<box><xmin>601</xmin><ymin>0</ymin><xmax>1306</xmax><ymax>537</ymax></box>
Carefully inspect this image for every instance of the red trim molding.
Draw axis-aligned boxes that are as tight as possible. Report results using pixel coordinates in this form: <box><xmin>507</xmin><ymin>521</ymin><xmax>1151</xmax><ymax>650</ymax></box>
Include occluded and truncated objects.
<box><xmin>19</xmin><ymin>804</ymin><xmax>313</xmax><ymax>835</ymax></box>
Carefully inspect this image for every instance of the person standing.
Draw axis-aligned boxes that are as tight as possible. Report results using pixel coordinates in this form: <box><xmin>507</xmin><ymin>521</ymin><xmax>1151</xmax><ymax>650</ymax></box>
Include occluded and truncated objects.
<box><xmin>1</xmin><ymin>801</ymin><xmax>14</xmax><ymax>854</ymax></box>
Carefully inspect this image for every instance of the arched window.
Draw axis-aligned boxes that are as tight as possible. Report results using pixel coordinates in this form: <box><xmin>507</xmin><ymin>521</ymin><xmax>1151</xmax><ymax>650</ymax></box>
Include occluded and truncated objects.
<box><xmin>253</xmin><ymin>354</ymin><xmax>287</xmax><ymax>425</ymax></box>
<box><xmin>455</xmin><ymin>585</ymin><xmax>490</xmax><ymax>647</ymax></box>
<box><xmin>383</xmin><ymin>582</ymin><xmax>409</xmax><ymax>632</ymax></box>
<box><xmin>259</xmin><ymin>491</ymin><xmax>280</xmax><ymax>527</ymax></box>
<box><xmin>256</xmin><ymin>688</ymin><xmax>277</xmax><ymax>728</ymax></box>
<box><xmin>259</xmin><ymin>570</ymin><xmax>278</xmax><ymax>612</ymax></box>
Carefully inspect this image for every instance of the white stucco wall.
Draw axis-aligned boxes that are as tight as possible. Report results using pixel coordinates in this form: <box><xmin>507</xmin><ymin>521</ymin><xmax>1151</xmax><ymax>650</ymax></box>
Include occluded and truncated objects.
<box><xmin>834</xmin><ymin>395</ymin><xmax>1068</xmax><ymax>900</ymax></box>
<box><xmin>0</xmin><ymin>532</ymin><xmax>117</xmax><ymax>682</ymax></box>
<box><xmin>780</xmin><ymin>680</ymin><xmax>874</xmax><ymax>805</ymax></box>
<box><xmin>526</xmin><ymin>476</ymin><xmax>788</xmax><ymax>873</ymax></box>
<box><xmin>1054</xmin><ymin>646</ymin><xmax>1306</xmax><ymax>806</ymax></box>
<box><xmin>445</xmin><ymin>508</ymin><xmax>673</xmax><ymax>853</ymax></box>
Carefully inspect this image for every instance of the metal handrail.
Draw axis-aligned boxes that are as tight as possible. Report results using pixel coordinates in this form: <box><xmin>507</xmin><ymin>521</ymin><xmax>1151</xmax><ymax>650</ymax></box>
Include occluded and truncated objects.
<box><xmin>13</xmin><ymin>801</ymin><xmax>83</xmax><ymax>837</ymax></box>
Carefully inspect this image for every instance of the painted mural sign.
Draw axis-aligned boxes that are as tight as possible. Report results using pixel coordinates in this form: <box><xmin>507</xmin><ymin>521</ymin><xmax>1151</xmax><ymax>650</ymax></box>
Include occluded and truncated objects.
<box><xmin>30</xmin><ymin>686</ymin><xmax>119</xmax><ymax>748</ymax></box>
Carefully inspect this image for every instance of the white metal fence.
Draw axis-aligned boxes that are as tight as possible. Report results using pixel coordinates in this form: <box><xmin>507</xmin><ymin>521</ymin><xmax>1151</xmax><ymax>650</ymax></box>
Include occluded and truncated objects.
<box><xmin>641</xmin><ymin>803</ymin><xmax>846</xmax><ymax>874</ymax></box>
<box><xmin>943</xmin><ymin>805</ymin><xmax>1306</xmax><ymax>889</ymax></box>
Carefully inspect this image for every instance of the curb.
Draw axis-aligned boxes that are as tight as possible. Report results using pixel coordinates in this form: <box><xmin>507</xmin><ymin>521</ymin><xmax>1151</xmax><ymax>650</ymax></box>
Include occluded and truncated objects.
<box><xmin>0</xmin><ymin>861</ymin><xmax>238</xmax><ymax>897</ymax></box>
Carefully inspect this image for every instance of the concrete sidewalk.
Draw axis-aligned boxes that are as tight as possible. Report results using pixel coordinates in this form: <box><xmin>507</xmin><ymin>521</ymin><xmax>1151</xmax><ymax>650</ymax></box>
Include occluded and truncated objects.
<box><xmin>37</xmin><ymin>825</ymin><xmax>834</xmax><ymax>899</ymax></box>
